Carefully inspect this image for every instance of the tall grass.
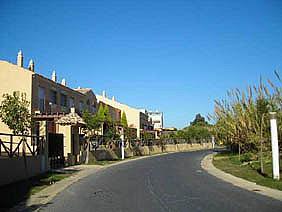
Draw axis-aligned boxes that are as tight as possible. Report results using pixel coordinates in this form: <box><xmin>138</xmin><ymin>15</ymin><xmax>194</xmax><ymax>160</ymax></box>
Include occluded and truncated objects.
<box><xmin>209</xmin><ymin>72</ymin><xmax>281</xmax><ymax>158</ymax></box>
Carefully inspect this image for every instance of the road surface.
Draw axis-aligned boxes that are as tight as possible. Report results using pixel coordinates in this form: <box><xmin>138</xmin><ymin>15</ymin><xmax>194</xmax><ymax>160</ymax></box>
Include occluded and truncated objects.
<box><xmin>41</xmin><ymin>150</ymin><xmax>282</xmax><ymax>212</ymax></box>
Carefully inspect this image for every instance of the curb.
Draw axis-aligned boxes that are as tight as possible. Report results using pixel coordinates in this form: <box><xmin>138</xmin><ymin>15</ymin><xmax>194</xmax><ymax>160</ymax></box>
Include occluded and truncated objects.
<box><xmin>201</xmin><ymin>153</ymin><xmax>282</xmax><ymax>202</ymax></box>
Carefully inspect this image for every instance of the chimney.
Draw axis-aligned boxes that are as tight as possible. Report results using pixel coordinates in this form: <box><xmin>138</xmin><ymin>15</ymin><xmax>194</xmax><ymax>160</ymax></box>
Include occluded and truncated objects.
<box><xmin>102</xmin><ymin>90</ymin><xmax>106</xmax><ymax>98</ymax></box>
<box><xmin>28</xmin><ymin>59</ymin><xmax>34</xmax><ymax>72</ymax></box>
<box><xmin>70</xmin><ymin>107</ymin><xmax>75</xmax><ymax>113</ymax></box>
<box><xmin>61</xmin><ymin>78</ymin><xmax>66</xmax><ymax>86</ymax></box>
<box><xmin>51</xmin><ymin>70</ymin><xmax>57</xmax><ymax>82</ymax></box>
<box><xmin>17</xmin><ymin>50</ymin><xmax>23</xmax><ymax>67</ymax></box>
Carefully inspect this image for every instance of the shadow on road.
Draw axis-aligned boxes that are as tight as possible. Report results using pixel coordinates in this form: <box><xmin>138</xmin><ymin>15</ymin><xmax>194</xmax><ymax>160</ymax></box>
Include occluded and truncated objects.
<box><xmin>0</xmin><ymin>169</ymin><xmax>78</xmax><ymax>211</ymax></box>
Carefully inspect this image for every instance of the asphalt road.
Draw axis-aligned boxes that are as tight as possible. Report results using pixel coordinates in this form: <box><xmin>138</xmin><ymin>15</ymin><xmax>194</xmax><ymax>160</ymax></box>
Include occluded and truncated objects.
<box><xmin>41</xmin><ymin>150</ymin><xmax>282</xmax><ymax>212</ymax></box>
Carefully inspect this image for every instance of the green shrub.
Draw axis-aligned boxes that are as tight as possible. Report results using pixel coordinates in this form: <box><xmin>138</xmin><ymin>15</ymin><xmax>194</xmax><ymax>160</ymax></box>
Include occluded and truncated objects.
<box><xmin>240</xmin><ymin>152</ymin><xmax>255</xmax><ymax>163</ymax></box>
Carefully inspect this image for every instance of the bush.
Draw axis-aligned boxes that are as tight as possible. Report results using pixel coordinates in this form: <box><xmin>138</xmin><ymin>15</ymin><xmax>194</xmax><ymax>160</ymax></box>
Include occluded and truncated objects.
<box><xmin>240</xmin><ymin>152</ymin><xmax>256</xmax><ymax>163</ymax></box>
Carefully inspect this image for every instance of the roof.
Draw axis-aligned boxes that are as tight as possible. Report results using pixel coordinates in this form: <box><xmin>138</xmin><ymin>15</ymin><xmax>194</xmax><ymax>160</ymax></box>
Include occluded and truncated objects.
<box><xmin>0</xmin><ymin>60</ymin><xmax>87</xmax><ymax>98</ymax></box>
<box><xmin>74</xmin><ymin>88</ymin><xmax>92</xmax><ymax>95</ymax></box>
<box><xmin>56</xmin><ymin>109</ymin><xmax>85</xmax><ymax>126</ymax></box>
<box><xmin>96</xmin><ymin>94</ymin><xmax>140</xmax><ymax>113</ymax></box>
<box><xmin>34</xmin><ymin>74</ymin><xmax>86</xmax><ymax>97</ymax></box>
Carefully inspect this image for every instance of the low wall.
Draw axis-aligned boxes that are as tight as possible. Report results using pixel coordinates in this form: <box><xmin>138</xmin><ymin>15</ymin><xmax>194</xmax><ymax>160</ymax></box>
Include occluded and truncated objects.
<box><xmin>164</xmin><ymin>144</ymin><xmax>178</xmax><ymax>152</ymax></box>
<box><xmin>0</xmin><ymin>155</ymin><xmax>47</xmax><ymax>186</ymax></box>
<box><xmin>89</xmin><ymin>142</ymin><xmax>212</xmax><ymax>162</ymax></box>
<box><xmin>89</xmin><ymin>147</ymin><xmax>120</xmax><ymax>161</ymax></box>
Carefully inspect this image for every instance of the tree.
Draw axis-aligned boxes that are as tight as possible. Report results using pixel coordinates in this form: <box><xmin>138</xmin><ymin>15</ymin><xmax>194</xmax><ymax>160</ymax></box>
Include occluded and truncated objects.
<box><xmin>0</xmin><ymin>92</ymin><xmax>31</xmax><ymax>135</ymax></box>
<box><xmin>174</xmin><ymin>114</ymin><xmax>212</xmax><ymax>142</ymax></box>
<box><xmin>121</xmin><ymin>111</ymin><xmax>131</xmax><ymax>141</ymax></box>
<box><xmin>102</xmin><ymin>105</ymin><xmax>112</xmax><ymax>139</ymax></box>
<box><xmin>103</xmin><ymin>105</ymin><xmax>112</xmax><ymax>124</ymax></box>
<box><xmin>184</xmin><ymin>125</ymin><xmax>211</xmax><ymax>141</ymax></box>
<box><xmin>82</xmin><ymin>105</ymin><xmax>109</xmax><ymax>164</ymax></box>
<box><xmin>121</xmin><ymin>111</ymin><xmax>128</xmax><ymax>128</ymax></box>
<box><xmin>96</xmin><ymin>104</ymin><xmax>105</xmax><ymax>124</ymax></box>
<box><xmin>190</xmin><ymin>113</ymin><xmax>208</xmax><ymax>126</ymax></box>
<box><xmin>82</xmin><ymin>110</ymin><xmax>100</xmax><ymax>135</ymax></box>
<box><xmin>142</xmin><ymin>131</ymin><xmax>154</xmax><ymax>140</ymax></box>
<box><xmin>96</xmin><ymin>104</ymin><xmax>120</xmax><ymax>142</ymax></box>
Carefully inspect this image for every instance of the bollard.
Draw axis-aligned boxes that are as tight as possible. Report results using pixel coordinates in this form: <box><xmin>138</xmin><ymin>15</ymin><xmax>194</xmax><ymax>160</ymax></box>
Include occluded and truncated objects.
<box><xmin>269</xmin><ymin>112</ymin><xmax>280</xmax><ymax>180</ymax></box>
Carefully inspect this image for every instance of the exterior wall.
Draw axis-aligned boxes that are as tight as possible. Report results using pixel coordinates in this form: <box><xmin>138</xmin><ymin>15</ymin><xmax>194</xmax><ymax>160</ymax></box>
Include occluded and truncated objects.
<box><xmin>160</xmin><ymin>128</ymin><xmax>177</xmax><ymax>138</ymax></box>
<box><xmin>83</xmin><ymin>90</ymin><xmax>98</xmax><ymax>114</ymax></box>
<box><xmin>58</xmin><ymin>125</ymin><xmax>72</xmax><ymax>158</ymax></box>
<box><xmin>32</xmin><ymin>74</ymin><xmax>87</xmax><ymax>115</ymax></box>
<box><xmin>0</xmin><ymin>156</ymin><xmax>44</xmax><ymax>186</ymax></box>
<box><xmin>148</xmin><ymin>111</ymin><xmax>164</xmax><ymax>129</ymax></box>
<box><xmin>0</xmin><ymin>58</ymin><xmax>100</xmax><ymax>168</ymax></box>
<box><xmin>0</xmin><ymin>60</ymin><xmax>98</xmax><ymax>131</ymax></box>
<box><xmin>140</xmin><ymin>111</ymin><xmax>152</xmax><ymax>130</ymax></box>
<box><xmin>71</xmin><ymin>126</ymin><xmax>80</xmax><ymax>156</ymax></box>
<box><xmin>98</xmin><ymin>102</ymin><xmax>121</xmax><ymax>123</ymax></box>
<box><xmin>32</xmin><ymin>76</ymin><xmax>97</xmax><ymax>164</ymax></box>
<box><xmin>96</xmin><ymin>94</ymin><xmax>141</xmax><ymax>137</ymax></box>
<box><xmin>0</xmin><ymin>61</ymin><xmax>34</xmax><ymax>134</ymax></box>
<box><xmin>57</xmin><ymin>125</ymin><xmax>80</xmax><ymax>163</ymax></box>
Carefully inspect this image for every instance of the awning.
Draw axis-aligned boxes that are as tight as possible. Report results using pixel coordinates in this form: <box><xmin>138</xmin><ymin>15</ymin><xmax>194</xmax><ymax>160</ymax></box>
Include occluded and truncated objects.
<box><xmin>56</xmin><ymin>108</ymin><xmax>85</xmax><ymax>126</ymax></box>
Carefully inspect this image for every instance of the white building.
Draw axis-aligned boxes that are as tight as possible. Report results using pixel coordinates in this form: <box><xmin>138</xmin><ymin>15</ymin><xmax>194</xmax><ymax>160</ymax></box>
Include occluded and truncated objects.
<box><xmin>148</xmin><ymin>111</ymin><xmax>164</xmax><ymax>129</ymax></box>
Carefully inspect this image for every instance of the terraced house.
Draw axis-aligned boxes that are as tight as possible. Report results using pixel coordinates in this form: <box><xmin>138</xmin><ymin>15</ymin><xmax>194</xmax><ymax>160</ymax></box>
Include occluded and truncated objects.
<box><xmin>0</xmin><ymin>51</ymin><xmax>100</xmax><ymax>165</ymax></box>
<box><xmin>96</xmin><ymin>91</ymin><xmax>153</xmax><ymax>138</ymax></box>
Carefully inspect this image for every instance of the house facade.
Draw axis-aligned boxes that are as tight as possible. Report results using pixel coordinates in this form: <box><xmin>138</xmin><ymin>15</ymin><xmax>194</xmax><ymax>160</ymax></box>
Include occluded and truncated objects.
<box><xmin>98</xmin><ymin>101</ymin><xmax>121</xmax><ymax>123</ymax></box>
<box><xmin>0</xmin><ymin>51</ymin><xmax>98</xmax><ymax>164</ymax></box>
<box><xmin>96</xmin><ymin>91</ymin><xmax>152</xmax><ymax>138</ymax></box>
<box><xmin>148</xmin><ymin>111</ymin><xmax>164</xmax><ymax>130</ymax></box>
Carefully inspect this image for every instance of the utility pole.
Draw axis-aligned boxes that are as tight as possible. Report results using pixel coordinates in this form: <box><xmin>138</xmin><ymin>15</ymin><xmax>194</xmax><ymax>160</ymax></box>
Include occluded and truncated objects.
<box><xmin>211</xmin><ymin>136</ymin><xmax>215</xmax><ymax>149</ymax></box>
<box><xmin>269</xmin><ymin>112</ymin><xmax>280</xmax><ymax>180</ymax></box>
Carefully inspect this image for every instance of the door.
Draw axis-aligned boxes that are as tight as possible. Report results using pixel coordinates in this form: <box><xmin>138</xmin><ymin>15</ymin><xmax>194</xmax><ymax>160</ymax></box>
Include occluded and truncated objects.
<box><xmin>48</xmin><ymin>133</ymin><xmax>64</xmax><ymax>168</ymax></box>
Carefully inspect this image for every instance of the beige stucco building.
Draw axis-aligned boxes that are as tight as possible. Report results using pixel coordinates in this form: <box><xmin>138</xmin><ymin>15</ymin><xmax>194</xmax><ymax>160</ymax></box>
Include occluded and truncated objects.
<box><xmin>0</xmin><ymin>51</ymin><xmax>98</xmax><ymax>164</ymax></box>
<box><xmin>96</xmin><ymin>91</ymin><xmax>152</xmax><ymax>138</ymax></box>
<box><xmin>98</xmin><ymin>101</ymin><xmax>121</xmax><ymax>123</ymax></box>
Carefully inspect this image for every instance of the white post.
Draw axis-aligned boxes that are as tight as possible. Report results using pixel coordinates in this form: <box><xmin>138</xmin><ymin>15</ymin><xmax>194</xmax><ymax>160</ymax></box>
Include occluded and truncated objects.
<box><xmin>212</xmin><ymin>136</ymin><xmax>215</xmax><ymax>149</ymax></box>
<box><xmin>269</xmin><ymin>112</ymin><xmax>280</xmax><ymax>180</ymax></box>
<box><xmin>121</xmin><ymin>128</ymin><xmax>125</xmax><ymax>160</ymax></box>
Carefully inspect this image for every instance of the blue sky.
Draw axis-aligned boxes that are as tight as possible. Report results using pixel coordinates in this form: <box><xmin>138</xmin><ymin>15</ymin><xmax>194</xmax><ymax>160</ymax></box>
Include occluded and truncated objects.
<box><xmin>0</xmin><ymin>0</ymin><xmax>281</xmax><ymax>128</ymax></box>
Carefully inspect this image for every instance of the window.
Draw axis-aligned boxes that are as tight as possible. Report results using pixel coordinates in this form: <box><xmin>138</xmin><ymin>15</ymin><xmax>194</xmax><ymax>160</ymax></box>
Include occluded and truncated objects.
<box><xmin>38</xmin><ymin>87</ymin><xmax>45</xmax><ymax>112</ymax></box>
<box><xmin>69</xmin><ymin>97</ymin><xmax>75</xmax><ymax>108</ymax></box>
<box><xmin>91</xmin><ymin>104</ymin><xmax>96</xmax><ymax>113</ymax></box>
<box><xmin>49</xmin><ymin>90</ymin><xmax>57</xmax><ymax>104</ymax></box>
<box><xmin>79</xmin><ymin>101</ymin><xmax>84</xmax><ymax>112</ymax></box>
<box><xmin>60</xmin><ymin>93</ymin><xmax>68</xmax><ymax>107</ymax></box>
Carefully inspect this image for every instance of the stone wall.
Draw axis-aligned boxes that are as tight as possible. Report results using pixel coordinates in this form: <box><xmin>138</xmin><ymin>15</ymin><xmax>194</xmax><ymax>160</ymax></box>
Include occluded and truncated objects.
<box><xmin>89</xmin><ymin>142</ymin><xmax>212</xmax><ymax>162</ymax></box>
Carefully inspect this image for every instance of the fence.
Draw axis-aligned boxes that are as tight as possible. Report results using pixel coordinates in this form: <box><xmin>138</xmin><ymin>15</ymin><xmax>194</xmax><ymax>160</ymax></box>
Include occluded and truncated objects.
<box><xmin>0</xmin><ymin>133</ymin><xmax>45</xmax><ymax>158</ymax></box>
<box><xmin>0</xmin><ymin>133</ymin><xmax>48</xmax><ymax>186</ymax></box>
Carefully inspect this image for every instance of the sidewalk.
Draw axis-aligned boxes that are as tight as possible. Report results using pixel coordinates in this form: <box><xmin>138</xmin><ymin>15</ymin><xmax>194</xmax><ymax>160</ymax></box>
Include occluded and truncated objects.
<box><xmin>201</xmin><ymin>153</ymin><xmax>282</xmax><ymax>201</ymax></box>
<box><xmin>10</xmin><ymin>164</ymin><xmax>103</xmax><ymax>212</ymax></box>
